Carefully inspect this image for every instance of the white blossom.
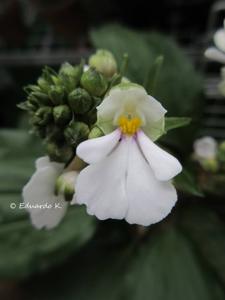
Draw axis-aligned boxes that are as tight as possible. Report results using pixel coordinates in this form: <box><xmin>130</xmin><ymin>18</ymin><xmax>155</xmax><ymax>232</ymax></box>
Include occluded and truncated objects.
<box><xmin>72</xmin><ymin>83</ymin><xmax>182</xmax><ymax>226</ymax></box>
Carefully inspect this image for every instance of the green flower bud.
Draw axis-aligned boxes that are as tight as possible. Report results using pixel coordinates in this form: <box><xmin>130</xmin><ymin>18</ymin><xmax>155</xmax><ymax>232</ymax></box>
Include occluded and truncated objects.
<box><xmin>17</xmin><ymin>101</ymin><xmax>36</xmax><ymax>111</ymax></box>
<box><xmin>64</xmin><ymin>122</ymin><xmax>89</xmax><ymax>147</ymax></box>
<box><xmin>81</xmin><ymin>67</ymin><xmax>108</xmax><ymax>97</ymax></box>
<box><xmin>51</xmin><ymin>75</ymin><xmax>61</xmax><ymax>86</ymax></box>
<box><xmin>24</xmin><ymin>84</ymin><xmax>41</xmax><ymax>95</ymax></box>
<box><xmin>68</xmin><ymin>88</ymin><xmax>92</xmax><ymax>114</ymax></box>
<box><xmin>37</xmin><ymin>77</ymin><xmax>50</xmax><ymax>93</ymax></box>
<box><xmin>32</xmin><ymin>106</ymin><xmax>52</xmax><ymax>126</ymax></box>
<box><xmin>219</xmin><ymin>141</ymin><xmax>225</xmax><ymax>152</ymax></box>
<box><xmin>53</xmin><ymin>105</ymin><xmax>71</xmax><ymax>126</ymax></box>
<box><xmin>45</xmin><ymin>125</ymin><xmax>63</xmax><ymax>142</ymax></box>
<box><xmin>55</xmin><ymin>171</ymin><xmax>77</xmax><ymax>202</ymax></box>
<box><xmin>48</xmin><ymin>85</ymin><xmax>65</xmax><ymax>105</ymax></box>
<box><xmin>46</xmin><ymin>142</ymin><xmax>73</xmax><ymax>163</ymax></box>
<box><xmin>89</xmin><ymin>49</ymin><xmax>117</xmax><ymax>78</ymax></box>
<box><xmin>201</xmin><ymin>158</ymin><xmax>219</xmax><ymax>173</ymax></box>
<box><xmin>29</xmin><ymin>91</ymin><xmax>51</xmax><ymax>106</ymax></box>
<box><xmin>59</xmin><ymin>62</ymin><xmax>83</xmax><ymax>92</ymax></box>
<box><xmin>88</xmin><ymin>126</ymin><xmax>104</xmax><ymax>139</ymax></box>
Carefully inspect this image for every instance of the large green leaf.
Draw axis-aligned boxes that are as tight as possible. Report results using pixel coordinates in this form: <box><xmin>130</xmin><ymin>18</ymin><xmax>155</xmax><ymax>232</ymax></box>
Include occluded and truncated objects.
<box><xmin>0</xmin><ymin>129</ymin><xmax>96</xmax><ymax>278</ymax></box>
<box><xmin>180</xmin><ymin>207</ymin><xmax>225</xmax><ymax>287</ymax></box>
<box><xmin>26</xmin><ymin>224</ymin><xmax>224</xmax><ymax>300</ymax></box>
<box><xmin>0</xmin><ymin>205</ymin><xmax>95</xmax><ymax>279</ymax></box>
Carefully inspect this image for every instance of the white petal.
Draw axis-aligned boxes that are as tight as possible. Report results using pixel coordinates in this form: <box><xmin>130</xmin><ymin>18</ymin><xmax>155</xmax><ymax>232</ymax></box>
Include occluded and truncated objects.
<box><xmin>137</xmin><ymin>131</ymin><xmax>182</xmax><ymax>181</ymax></box>
<box><xmin>97</xmin><ymin>83</ymin><xmax>152</xmax><ymax>125</ymax></box>
<box><xmin>125</xmin><ymin>139</ymin><xmax>177</xmax><ymax>226</ymax></box>
<box><xmin>30</xmin><ymin>196</ymin><xmax>68</xmax><ymax>230</ymax></box>
<box><xmin>75</xmin><ymin>139</ymin><xmax>129</xmax><ymax>220</ymax></box>
<box><xmin>35</xmin><ymin>156</ymin><xmax>50</xmax><ymax>169</ymax></box>
<box><xmin>140</xmin><ymin>95</ymin><xmax>166</xmax><ymax>141</ymax></box>
<box><xmin>140</xmin><ymin>95</ymin><xmax>167</xmax><ymax>125</ymax></box>
<box><xmin>204</xmin><ymin>47</ymin><xmax>225</xmax><ymax>63</ymax></box>
<box><xmin>76</xmin><ymin>129</ymin><xmax>121</xmax><ymax>164</ymax></box>
<box><xmin>214</xmin><ymin>29</ymin><xmax>225</xmax><ymax>53</ymax></box>
<box><xmin>23</xmin><ymin>157</ymin><xmax>66</xmax><ymax>229</ymax></box>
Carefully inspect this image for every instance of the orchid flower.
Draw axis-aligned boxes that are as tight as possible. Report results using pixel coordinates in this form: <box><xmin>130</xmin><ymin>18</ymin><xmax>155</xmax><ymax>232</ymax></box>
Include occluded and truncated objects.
<box><xmin>205</xmin><ymin>19</ymin><xmax>225</xmax><ymax>64</ymax></box>
<box><xmin>72</xmin><ymin>83</ymin><xmax>182</xmax><ymax>226</ymax></box>
<box><xmin>23</xmin><ymin>156</ymin><xmax>78</xmax><ymax>229</ymax></box>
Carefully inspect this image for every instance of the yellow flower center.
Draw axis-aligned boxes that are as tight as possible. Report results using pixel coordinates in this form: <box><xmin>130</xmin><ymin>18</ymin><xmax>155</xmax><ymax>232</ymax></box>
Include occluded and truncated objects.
<box><xmin>118</xmin><ymin>116</ymin><xmax>141</xmax><ymax>135</ymax></box>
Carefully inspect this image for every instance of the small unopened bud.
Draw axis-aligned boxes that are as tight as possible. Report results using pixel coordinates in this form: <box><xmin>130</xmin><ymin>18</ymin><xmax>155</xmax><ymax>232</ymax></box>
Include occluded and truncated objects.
<box><xmin>46</xmin><ymin>142</ymin><xmax>73</xmax><ymax>163</ymax></box>
<box><xmin>64</xmin><ymin>122</ymin><xmax>90</xmax><ymax>147</ymax></box>
<box><xmin>30</xmin><ymin>91</ymin><xmax>51</xmax><ymax>106</ymax></box>
<box><xmin>48</xmin><ymin>85</ymin><xmax>65</xmax><ymax>105</ymax></box>
<box><xmin>68</xmin><ymin>88</ymin><xmax>92</xmax><ymax>114</ymax></box>
<box><xmin>89</xmin><ymin>49</ymin><xmax>117</xmax><ymax>78</ymax></box>
<box><xmin>53</xmin><ymin>105</ymin><xmax>71</xmax><ymax>126</ymax></box>
<box><xmin>55</xmin><ymin>171</ymin><xmax>78</xmax><ymax>202</ymax></box>
<box><xmin>33</xmin><ymin>106</ymin><xmax>52</xmax><ymax>126</ymax></box>
<box><xmin>88</xmin><ymin>126</ymin><xmax>104</xmax><ymax>139</ymax></box>
<box><xmin>17</xmin><ymin>101</ymin><xmax>36</xmax><ymax>111</ymax></box>
<box><xmin>219</xmin><ymin>141</ymin><xmax>225</xmax><ymax>152</ymax></box>
<box><xmin>201</xmin><ymin>158</ymin><xmax>219</xmax><ymax>173</ymax></box>
<box><xmin>59</xmin><ymin>62</ymin><xmax>83</xmax><ymax>92</ymax></box>
<box><xmin>81</xmin><ymin>68</ymin><xmax>108</xmax><ymax>97</ymax></box>
<box><xmin>37</xmin><ymin>77</ymin><xmax>50</xmax><ymax>93</ymax></box>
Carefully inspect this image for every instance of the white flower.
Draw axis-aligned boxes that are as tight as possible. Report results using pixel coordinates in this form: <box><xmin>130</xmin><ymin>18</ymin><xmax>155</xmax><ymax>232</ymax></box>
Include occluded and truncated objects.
<box><xmin>193</xmin><ymin>136</ymin><xmax>218</xmax><ymax>160</ymax></box>
<box><xmin>72</xmin><ymin>83</ymin><xmax>182</xmax><ymax>226</ymax></box>
<box><xmin>23</xmin><ymin>156</ymin><xmax>79</xmax><ymax>229</ymax></box>
<box><xmin>205</xmin><ymin>19</ymin><xmax>225</xmax><ymax>63</ymax></box>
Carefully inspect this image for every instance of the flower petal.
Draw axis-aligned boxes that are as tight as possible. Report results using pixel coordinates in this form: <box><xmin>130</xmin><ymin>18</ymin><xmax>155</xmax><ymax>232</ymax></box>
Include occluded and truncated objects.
<box><xmin>204</xmin><ymin>47</ymin><xmax>225</xmax><ymax>64</ymax></box>
<box><xmin>75</xmin><ymin>139</ymin><xmax>129</xmax><ymax>220</ymax></box>
<box><xmin>30</xmin><ymin>196</ymin><xmax>68</xmax><ymax>230</ymax></box>
<box><xmin>76</xmin><ymin>129</ymin><xmax>121</xmax><ymax>164</ymax></box>
<box><xmin>125</xmin><ymin>138</ymin><xmax>177</xmax><ymax>226</ymax></box>
<box><xmin>23</xmin><ymin>157</ymin><xmax>67</xmax><ymax>229</ymax></box>
<box><xmin>214</xmin><ymin>29</ymin><xmax>225</xmax><ymax>53</ymax></box>
<box><xmin>137</xmin><ymin>131</ymin><xmax>182</xmax><ymax>181</ymax></box>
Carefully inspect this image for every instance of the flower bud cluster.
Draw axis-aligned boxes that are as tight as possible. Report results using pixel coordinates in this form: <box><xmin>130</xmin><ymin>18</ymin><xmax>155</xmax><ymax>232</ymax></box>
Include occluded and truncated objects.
<box><xmin>18</xmin><ymin>51</ymin><xmax>120</xmax><ymax>163</ymax></box>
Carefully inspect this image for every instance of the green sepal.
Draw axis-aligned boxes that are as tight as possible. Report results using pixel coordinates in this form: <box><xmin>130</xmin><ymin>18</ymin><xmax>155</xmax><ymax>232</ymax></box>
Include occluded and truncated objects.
<box><xmin>164</xmin><ymin>117</ymin><xmax>191</xmax><ymax>133</ymax></box>
<box><xmin>64</xmin><ymin>122</ymin><xmax>90</xmax><ymax>147</ymax></box>
<box><xmin>53</xmin><ymin>105</ymin><xmax>72</xmax><ymax>126</ymax></box>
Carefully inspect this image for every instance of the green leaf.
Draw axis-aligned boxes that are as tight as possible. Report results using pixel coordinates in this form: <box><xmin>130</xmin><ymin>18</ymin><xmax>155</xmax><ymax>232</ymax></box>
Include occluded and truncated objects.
<box><xmin>165</xmin><ymin>117</ymin><xmax>191</xmax><ymax>133</ymax></box>
<box><xmin>180</xmin><ymin>207</ymin><xmax>225</xmax><ymax>288</ymax></box>
<box><xmin>26</xmin><ymin>225</ymin><xmax>224</xmax><ymax>300</ymax></box>
<box><xmin>174</xmin><ymin>169</ymin><xmax>203</xmax><ymax>197</ymax></box>
<box><xmin>0</xmin><ymin>205</ymin><xmax>96</xmax><ymax>278</ymax></box>
<box><xmin>144</xmin><ymin>55</ymin><xmax>164</xmax><ymax>95</ymax></box>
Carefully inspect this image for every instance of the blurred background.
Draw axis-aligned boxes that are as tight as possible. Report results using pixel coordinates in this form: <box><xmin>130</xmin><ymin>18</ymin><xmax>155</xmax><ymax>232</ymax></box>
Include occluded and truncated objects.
<box><xmin>0</xmin><ymin>0</ymin><xmax>225</xmax><ymax>299</ymax></box>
